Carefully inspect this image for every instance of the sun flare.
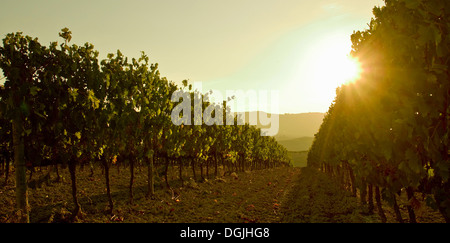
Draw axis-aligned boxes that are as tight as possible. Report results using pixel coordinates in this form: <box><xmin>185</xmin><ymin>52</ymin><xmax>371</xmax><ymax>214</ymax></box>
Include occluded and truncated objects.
<box><xmin>286</xmin><ymin>34</ymin><xmax>363</xmax><ymax>110</ymax></box>
<box><xmin>312</xmin><ymin>43</ymin><xmax>362</xmax><ymax>88</ymax></box>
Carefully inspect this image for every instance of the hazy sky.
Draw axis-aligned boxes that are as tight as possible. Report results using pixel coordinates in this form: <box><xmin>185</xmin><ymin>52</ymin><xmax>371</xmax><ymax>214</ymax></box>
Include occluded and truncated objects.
<box><xmin>0</xmin><ymin>0</ymin><xmax>384</xmax><ymax>113</ymax></box>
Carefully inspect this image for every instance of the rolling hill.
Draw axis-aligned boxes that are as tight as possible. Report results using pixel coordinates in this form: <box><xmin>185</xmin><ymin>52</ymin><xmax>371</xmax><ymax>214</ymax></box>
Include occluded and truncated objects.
<box><xmin>276</xmin><ymin>137</ymin><xmax>314</xmax><ymax>151</ymax></box>
<box><xmin>238</xmin><ymin>111</ymin><xmax>324</xmax><ymax>167</ymax></box>
<box><xmin>240</xmin><ymin>111</ymin><xmax>324</xmax><ymax>140</ymax></box>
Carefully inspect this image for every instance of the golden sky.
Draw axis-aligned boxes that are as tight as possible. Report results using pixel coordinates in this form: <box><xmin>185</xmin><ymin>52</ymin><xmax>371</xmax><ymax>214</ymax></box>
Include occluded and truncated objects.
<box><xmin>0</xmin><ymin>0</ymin><xmax>384</xmax><ymax>113</ymax></box>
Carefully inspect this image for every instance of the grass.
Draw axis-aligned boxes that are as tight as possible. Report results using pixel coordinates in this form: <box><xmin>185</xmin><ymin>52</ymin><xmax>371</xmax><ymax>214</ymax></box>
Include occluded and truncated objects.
<box><xmin>287</xmin><ymin>151</ymin><xmax>308</xmax><ymax>167</ymax></box>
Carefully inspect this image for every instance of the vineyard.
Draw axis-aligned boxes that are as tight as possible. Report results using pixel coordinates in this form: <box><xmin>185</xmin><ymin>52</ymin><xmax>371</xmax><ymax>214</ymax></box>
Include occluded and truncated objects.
<box><xmin>0</xmin><ymin>29</ymin><xmax>289</xmax><ymax>223</ymax></box>
<box><xmin>1</xmin><ymin>0</ymin><xmax>449</xmax><ymax>224</ymax></box>
<box><xmin>308</xmin><ymin>0</ymin><xmax>450</xmax><ymax>223</ymax></box>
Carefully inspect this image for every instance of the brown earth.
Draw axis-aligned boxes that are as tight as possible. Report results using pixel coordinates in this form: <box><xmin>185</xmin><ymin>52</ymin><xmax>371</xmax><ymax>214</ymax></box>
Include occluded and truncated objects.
<box><xmin>0</xmin><ymin>165</ymin><xmax>445</xmax><ymax>223</ymax></box>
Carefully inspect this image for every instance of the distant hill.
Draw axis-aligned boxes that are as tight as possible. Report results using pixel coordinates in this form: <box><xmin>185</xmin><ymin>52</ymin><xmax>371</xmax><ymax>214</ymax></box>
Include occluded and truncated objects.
<box><xmin>240</xmin><ymin>111</ymin><xmax>324</xmax><ymax>140</ymax></box>
<box><xmin>277</xmin><ymin>137</ymin><xmax>314</xmax><ymax>151</ymax></box>
<box><xmin>239</xmin><ymin>111</ymin><xmax>324</xmax><ymax>152</ymax></box>
<box><xmin>274</xmin><ymin>112</ymin><xmax>324</xmax><ymax>140</ymax></box>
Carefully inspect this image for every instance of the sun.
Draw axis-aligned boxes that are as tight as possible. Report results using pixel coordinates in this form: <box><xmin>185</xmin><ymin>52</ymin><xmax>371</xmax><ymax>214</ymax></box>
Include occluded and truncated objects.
<box><xmin>285</xmin><ymin>34</ymin><xmax>363</xmax><ymax>111</ymax></box>
<box><xmin>283</xmin><ymin>33</ymin><xmax>364</xmax><ymax>112</ymax></box>
<box><xmin>311</xmin><ymin>41</ymin><xmax>362</xmax><ymax>88</ymax></box>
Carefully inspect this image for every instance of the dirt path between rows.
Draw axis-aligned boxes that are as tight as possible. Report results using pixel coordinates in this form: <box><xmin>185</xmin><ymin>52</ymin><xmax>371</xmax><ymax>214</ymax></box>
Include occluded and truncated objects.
<box><xmin>1</xmin><ymin>166</ymin><xmax>300</xmax><ymax>223</ymax></box>
<box><xmin>280</xmin><ymin>167</ymin><xmax>446</xmax><ymax>223</ymax></box>
<box><xmin>2</xmin><ymin>165</ymin><xmax>443</xmax><ymax>223</ymax></box>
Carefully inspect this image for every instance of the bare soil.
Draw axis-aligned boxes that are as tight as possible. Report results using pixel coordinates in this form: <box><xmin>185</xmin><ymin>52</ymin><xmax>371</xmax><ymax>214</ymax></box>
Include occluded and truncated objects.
<box><xmin>0</xmin><ymin>165</ymin><xmax>444</xmax><ymax>223</ymax></box>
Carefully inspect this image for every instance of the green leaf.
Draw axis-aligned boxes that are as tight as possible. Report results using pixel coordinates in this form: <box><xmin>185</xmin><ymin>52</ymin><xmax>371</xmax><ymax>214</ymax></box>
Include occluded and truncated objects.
<box><xmin>427</xmin><ymin>73</ymin><xmax>437</xmax><ymax>83</ymax></box>
<box><xmin>29</xmin><ymin>86</ymin><xmax>39</xmax><ymax>96</ymax></box>
<box><xmin>417</xmin><ymin>24</ymin><xmax>434</xmax><ymax>45</ymax></box>
<box><xmin>19</xmin><ymin>101</ymin><xmax>30</xmax><ymax>117</ymax></box>
<box><xmin>405</xmin><ymin>149</ymin><xmax>422</xmax><ymax>174</ymax></box>
<box><xmin>145</xmin><ymin>149</ymin><xmax>154</xmax><ymax>159</ymax></box>
<box><xmin>75</xmin><ymin>132</ymin><xmax>81</xmax><ymax>140</ymax></box>
<box><xmin>404</xmin><ymin>0</ymin><xmax>421</xmax><ymax>9</ymax></box>
<box><xmin>425</xmin><ymin>195</ymin><xmax>438</xmax><ymax>210</ymax></box>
